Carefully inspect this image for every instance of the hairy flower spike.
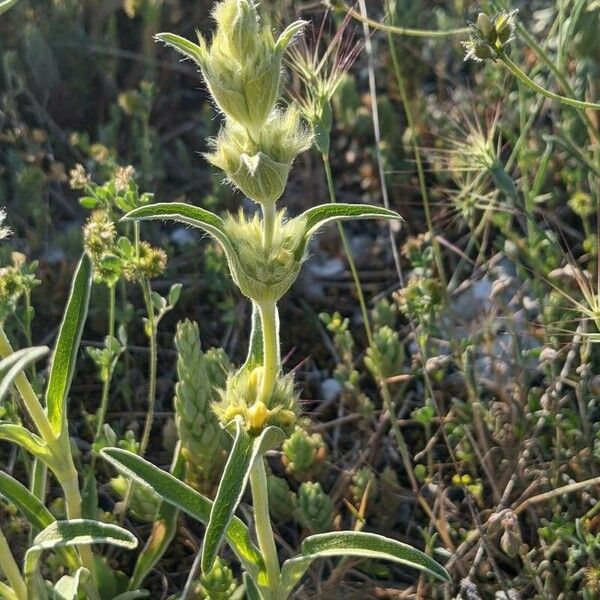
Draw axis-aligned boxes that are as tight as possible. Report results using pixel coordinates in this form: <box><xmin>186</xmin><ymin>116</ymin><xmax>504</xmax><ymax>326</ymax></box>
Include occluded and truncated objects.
<box><xmin>205</xmin><ymin>107</ymin><xmax>312</xmax><ymax>206</ymax></box>
<box><xmin>156</xmin><ymin>0</ymin><xmax>305</xmax><ymax>137</ymax></box>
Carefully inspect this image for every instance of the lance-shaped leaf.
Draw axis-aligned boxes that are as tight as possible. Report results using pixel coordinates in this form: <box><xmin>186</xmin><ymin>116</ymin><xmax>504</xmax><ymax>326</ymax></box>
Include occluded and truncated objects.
<box><xmin>296</xmin><ymin>203</ymin><xmax>401</xmax><ymax>259</ymax></box>
<box><xmin>0</xmin><ymin>423</ymin><xmax>53</xmax><ymax>465</ymax></box>
<box><xmin>23</xmin><ymin>520</ymin><xmax>137</xmax><ymax>596</ymax></box>
<box><xmin>0</xmin><ymin>470</ymin><xmax>79</xmax><ymax>569</ymax></box>
<box><xmin>100</xmin><ymin>447</ymin><xmax>264</xmax><ymax>583</ymax></box>
<box><xmin>278</xmin><ymin>531</ymin><xmax>450</xmax><ymax>597</ymax></box>
<box><xmin>0</xmin><ymin>346</ymin><xmax>49</xmax><ymax>404</ymax></box>
<box><xmin>244</xmin><ymin>573</ymin><xmax>263</xmax><ymax>600</ymax></box>
<box><xmin>0</xmin><ymin>582</ymin><xmax>18</xmax><ymax>600</ymax></box>
<box><xmin>123</xmin><ymin>202</ymin><xmax>241</xmax><ymax>272</ymax></box>
<box><xmin>241</xmin><ymin>302</ymin><xmax>264</xmax><ymax>371</ymax></box>
<box><xmin>46</xmin><ymin>253</ymin><xmax>92</xmax><ymax>435</ymax></box>
<box><xmin>155</xmin><ymin>32</ymin><xmax>204</xmax><ymax>65</ymax></box>
<box><xmin>202</xmin><ymin>421</ymin><xmax>286</xmax><ymax>573</ymax></box>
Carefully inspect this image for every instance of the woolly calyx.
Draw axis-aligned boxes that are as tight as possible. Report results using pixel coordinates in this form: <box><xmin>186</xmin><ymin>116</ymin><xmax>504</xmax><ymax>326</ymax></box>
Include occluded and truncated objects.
<box><xmin>205</xmin><ymin>108</ymin><xmax>312</xmax><ymax>206</ymax></box>
<box><xmin>213</xmin><ymin>366</ymin><xmax>299</xmax><ymax>435</ymax></box>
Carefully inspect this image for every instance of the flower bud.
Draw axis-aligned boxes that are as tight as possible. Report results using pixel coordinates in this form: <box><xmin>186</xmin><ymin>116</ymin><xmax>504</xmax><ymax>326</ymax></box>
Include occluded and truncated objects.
<box><xmin>173</xmin><ymin>0</ymin><xmax>305</xmax><ymax>134</ymax></box>
<box><xmin>205</xmin><ymin>107</ymin><xmax>312</xmax><ymax>206</ymax></box>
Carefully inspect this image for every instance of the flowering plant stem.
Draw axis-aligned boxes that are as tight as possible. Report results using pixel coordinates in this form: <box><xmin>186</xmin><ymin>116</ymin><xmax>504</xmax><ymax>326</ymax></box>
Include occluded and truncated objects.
<box><xmin>249</xmin><ymin>457</ymin><xmax>280</xmax><ymax>593</ymax></box>
<box><xmin>498</xmin><ymin>52</ymin><xmax>600</xmax><ymax>112</ymax></box>
<box><xmin>0</xmin><ymin>325</ymin><xmax>96</xmax><ymax>580</ymax></box>
<box><xmin>257</xmin><ymin>299</ymin><xmax>279</xmax><ymax>405</ymax></box>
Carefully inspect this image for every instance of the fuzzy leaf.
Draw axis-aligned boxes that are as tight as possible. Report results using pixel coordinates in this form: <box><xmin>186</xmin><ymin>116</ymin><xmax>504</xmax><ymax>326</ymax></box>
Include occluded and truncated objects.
<box><xmin>100</xmin><ymin>447</ymin><xmax>264</xmax><ymax>583</ymax></box>
<box><xmin>45</xmin><ymin>254</ymin><xmax>92</xmax><ymax>435</ymax></box>
<box><xmin>302</xmin><ymin>203</ymin><xmax>400</xmax><ymax>249</ymax></box>
<box><xmin>23</xmin><ymin>520</ymin><xmax>137</xmax><ymax>595</ymax></box>
<box><xmin>244</xmin><ymin>573</ymin><xmax>263</xmax><ymax>600</ymax></box>
<box><xmin>52</xmin><ymin>568</ymin><xmax>88</xmax><ymax>600</ymax></box>
<box><xmin>0</xmin><ymin>582</ymin><xmax>18</xmax><ymax>600</ymax></box>
<box><xmin>278</xmin><ymin>531</ymin><xmax>450</xmax><ymax>597</ymax></box>
<box><xmin>0</xmin><ymin>423</ymin><xmax>52</xmax><ymax>464</ymax></box>
<box><xmin>241</xmin><ymin>302</ymin><xmax>264</xmax><ymax>370</ymax></box>
<box><xmin>0</xmin><ymin>346</ymin><xmax>49</xmax><ymax>404</ymax></box>
<box><xmin>203</xmin><ymin>422</ymin><xmax>286</xmax><ymax>573</ymax></box>
<box><xmin>155</xmin><ymin>32</ymin><xmax>203</xmax><ymax>65</ymax></box>
<box><xmin>0</xmin><ymin>0</ymin><xmax>18</xmax><ymax>16</ymax></box>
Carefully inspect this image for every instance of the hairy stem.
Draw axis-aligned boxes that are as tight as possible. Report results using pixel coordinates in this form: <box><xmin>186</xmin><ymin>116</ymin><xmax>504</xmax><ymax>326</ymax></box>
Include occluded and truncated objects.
<box><xmin>499</xmin><ymin>52</ymin><xmax>600</xmax><ymax>112</ymax></box>
<box><xmin>257</xmin><ymin>300</ymin><xmax>279</xmax><ymax>404</ymax></box>
<box><xmin>139</xmin><ymin>280</ymin><xmax>157</xmax><ymax>456</ymax></box>
<box><xmin>249</xmin><ymin>457</ymin><xmax>280</xmax><ymax>594</ymax></box>
<box><xmin>262</xmin><ymin>202</ymin><xmax>276</xmax><ymax>254</ymax></box>
<box><xmin>0</xmin><ymin>526</ymin><xmax>26</xmax><ymax>600</ymax></box>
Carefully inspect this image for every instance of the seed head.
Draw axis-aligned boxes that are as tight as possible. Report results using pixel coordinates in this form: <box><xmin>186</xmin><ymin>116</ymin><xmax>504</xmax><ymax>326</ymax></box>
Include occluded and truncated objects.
<box><xmin>462</xmin><ymin>10</ymin><xmax>518</xmax><ymax>62</ymax></box>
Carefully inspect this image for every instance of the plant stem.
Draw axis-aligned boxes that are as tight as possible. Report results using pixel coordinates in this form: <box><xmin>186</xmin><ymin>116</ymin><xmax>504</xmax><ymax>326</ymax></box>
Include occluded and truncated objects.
<box><xmin>334</xmin><ymin>0</ymin><xmax>469</xmax><ymax>38</ymax></box>
<box><xmin>139</xmin><ymin>279</ymin><xmax>157</xmax><ymax>456</ymax></box>
<box><xmin>257</xmin><ymin>300</ymin><xmax>278</xmax><ymax>404</ymax></box>
<box><xmin>0</xmin><ymin>326</ymin><xmax>55</xmax><ymax>443</ymax></box>
<box><xmin>93</xmin><ymin>284</ymin><xmax>117</xmax><ymax>446</ymax></box>
<box><xmin>249</xmin><ymin>457</ymin><xmax>279</xmax><ymax>594</ymax></box>
<box><xmin>499</xmin><ymin>52</ymin><xmax>600</xmax><ymax>112</ymax></box>
<box><xmin>0</xmin><ymin>526</ymin><xmax>26</xmax><ymax>600</ymax></box>
<box><xmin>321</xmin><ymin>153</ymin><xmax>374</xmax><ymax>345</ymax></box>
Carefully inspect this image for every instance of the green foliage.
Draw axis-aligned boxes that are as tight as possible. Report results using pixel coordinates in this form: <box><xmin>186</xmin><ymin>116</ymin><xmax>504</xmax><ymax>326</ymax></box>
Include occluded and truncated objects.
<box><xmin>297</xmin><ymin>481</ymin><xmax>334</xmax><ymax>533</ymax></box>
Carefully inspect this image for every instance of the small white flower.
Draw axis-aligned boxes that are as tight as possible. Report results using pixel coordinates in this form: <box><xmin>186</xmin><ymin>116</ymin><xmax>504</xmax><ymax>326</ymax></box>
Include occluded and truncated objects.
<box><xmin>0</xmin><ymin>209</ymin><xmax>13</xmax><ymax>240</ymax></box>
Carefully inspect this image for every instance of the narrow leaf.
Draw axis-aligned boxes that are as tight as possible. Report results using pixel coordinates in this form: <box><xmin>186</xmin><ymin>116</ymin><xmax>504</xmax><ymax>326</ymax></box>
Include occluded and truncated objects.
<box><xmin>46</xmin><ymin>253</ymin><xmax>92</xmax><ymax>435</ymax></box>
<box><xmin>244</xmin><ymin>573</ymin><xmax>263</xmax><ymax>600</ymax></box>
<box><xmin>299</xmin><ymin>203</ymin><xmax>401</xmax><ymax>258</ymax></box>
<box><xmin>201</xmin><ymin>419</ymin><xmax>253</xmax><ymax>574</ymax></box>
<box><xmin>0</xmin><ymin>423</ymin><xmax>52</xmax><ymax>464</ymax></box>
<box><xmin>0</xmin><ymin>470</ymin><xmax>79</xmax><ymax>569</ymax></box>
<box><xmin>278</xmin><ymin>531</ymin><xmax>450</xmax><ymax>597</ymax></box>
<box><xmin>23</xmin><ymin>520</ymin><xmax>137</xmax><ymax>593</ymax></box>
<box><xmin>202</xmin><ymin>421</ymin><xmax>286</xmax><ymax>574</ymax></box>
<box><xmin>100</xmin><ymin>447</ymin><xmax>264</xmax><ymax>581</ymax></box>
<box><xmin>0</xmin><ymin>582</ymin><xmax>18</xmax><ymax>600</ymax></box>
<box><xmin>241</xmin><ymin>302</ymin><xmax>263</xmax><ymax>371</ymax></box>
<box><xmin>0</xmin><ymin>346</ymin><xmax>49</xmax><ymax>404</ymax></box>
<box><xmin>155</xmin><ymin>32</ymin><xmax>203</xmax><ymax>64</ymax></box>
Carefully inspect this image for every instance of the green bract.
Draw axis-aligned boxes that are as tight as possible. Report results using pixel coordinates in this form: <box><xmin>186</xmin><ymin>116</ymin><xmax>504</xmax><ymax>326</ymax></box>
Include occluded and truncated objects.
<box><xmin>156</xmin><ymin>0</ymin><xmax>305</xmax><ymax>137</ymax></box>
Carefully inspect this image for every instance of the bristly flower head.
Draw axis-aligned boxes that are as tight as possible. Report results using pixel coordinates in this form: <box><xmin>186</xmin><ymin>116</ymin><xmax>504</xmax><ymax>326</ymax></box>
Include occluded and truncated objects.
<box><xmin>156</xmin><ymin>0</ymin><xmax>306</xmax><ymax>138</ymax></box>
<box><xmin>287</xmin><ymin>11</ymin><xmax>361</xmax><ymax>153</ymax></box>
<box><xmin>204</xmin><ymin>106</ymin><xmax>312</xmax><ymax>206</ymax></box>
<box><xmin>462</xmin><ymin>10</ymin><xmax>518</xmax><ymax>62</ymax></box>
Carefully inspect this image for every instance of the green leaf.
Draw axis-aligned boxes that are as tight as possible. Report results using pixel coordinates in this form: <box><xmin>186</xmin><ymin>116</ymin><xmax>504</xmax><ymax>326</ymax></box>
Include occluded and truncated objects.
<box><xmin>52</xmin><ymin>568</ymin><xmax>89</xmax><ymax>600</ymax></box>
<box><xmin>122</xmin><ymin>202</ymin><xmax>241</xmax><ymax>274</ymax></box>
<box><xmin>45</xmin><ymin>254</ymin><xmax>92</xmax><ymax>435</ymax></box>
<box><xmin>244</xmin><ymin>573</ymin><xmax>263</xmax><ymax>600</ymax></box>
<box><xmin>155</xmin><ymin>32</ymin><xmax>204</xmax><ymax>65</ymax></box>
<box><xmin>0</xmin><ymin>470</ymin><xmax>79</xmax><ymax>569</ymax></box>
<box><xmin>202</xmin><ymin>420</ymin><xmax>286</xmax><ymax>574</ymax></box>
<box><xmin>127</xmin><ymin>447</ymin><xmax>186</xmax><ymax>591</ymax></box>
<box><xmin>100</xmin><ymin>447</ymin><xmax>264</xmax><ymax>583</ymax></box>
<box><xmin>278</xmin><ymin>531</ymin><xmax>450</xmax><ymax>597</ymax></box>
<box><xmin>298</xmin><ymin>203</ymin><xmax>401</xmax><ymax>258</ymax></box>
<box><xmin>23</xmin><ymin>520</ymin><xmax>137</xmax><ymax>595</ymax></box>
<box><xmin>0</xmin><ymin>423</ymin><xmax>52</xmax><ymax>464</ymax></box>
<box><xmin>0</xmin><ymin>0</ymin><xmax>18</xmax><ymax>16</ymax></box>
<box><xmin>241</xmin><ymin>302</ymin><xmax>263</xmax><ymax>370</ymax></box>
<box><xmin>0</xmin><ymin>582</ymin><xmax>18</xmax><ymax>600</ymax></box>
<box><xmin>0</xmin><ymin>346</ymin><xmax>49</xmax><ymax>404</ymax></box>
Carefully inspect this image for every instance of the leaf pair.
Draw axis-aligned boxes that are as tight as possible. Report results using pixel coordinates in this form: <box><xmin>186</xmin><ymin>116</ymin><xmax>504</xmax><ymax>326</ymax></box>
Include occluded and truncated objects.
<box><xmin>101</xmin><ymin>445</ymin><xmax>450</xmax><ymax>598</ymax></box>
<box><xmin>122</xmin><ymin>202</ymin><xmax>400</xmax><ymax>302</ymax></box>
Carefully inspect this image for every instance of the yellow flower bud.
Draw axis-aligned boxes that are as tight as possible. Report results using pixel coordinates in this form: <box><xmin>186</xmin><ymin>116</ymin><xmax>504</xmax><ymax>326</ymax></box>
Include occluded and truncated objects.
<box><xmin>247</xmin><ymin>401</ymin><xmax>269</xmax><ymax>433</ymax></box>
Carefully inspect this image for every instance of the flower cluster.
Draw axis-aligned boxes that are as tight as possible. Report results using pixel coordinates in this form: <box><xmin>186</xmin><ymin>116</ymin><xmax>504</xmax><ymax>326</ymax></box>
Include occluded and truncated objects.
<box><xmin>463</xmin><ymin>10</ymin><xmax>518</xmax><ymax>62</ymax></box>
